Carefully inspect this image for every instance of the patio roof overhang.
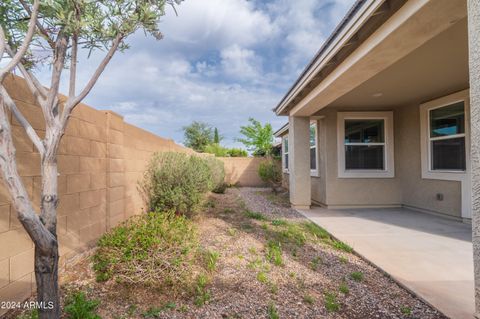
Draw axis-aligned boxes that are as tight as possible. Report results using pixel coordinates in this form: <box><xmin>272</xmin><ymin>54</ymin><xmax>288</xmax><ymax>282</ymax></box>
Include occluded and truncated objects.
<box><xmin>275</xmin><ymin>0</ymin><xmax>468</xmax><ymax>117</ymax></box>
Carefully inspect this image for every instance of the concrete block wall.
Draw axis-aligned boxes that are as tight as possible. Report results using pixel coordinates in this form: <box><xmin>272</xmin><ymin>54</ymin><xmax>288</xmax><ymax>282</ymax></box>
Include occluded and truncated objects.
<box><xmin>220</xmin><ymin>157</ymin><xmax>268</xmax><ymax>187</ymax></box>
<box><xmin>0</xmin><ymin>75</ymin><xmax>196</xmax><ymax>313</ymax></box>
<box><xmin>0</xmin><ymin>75</ymin><xmax>267</xmax><ymax>312</ymax></box>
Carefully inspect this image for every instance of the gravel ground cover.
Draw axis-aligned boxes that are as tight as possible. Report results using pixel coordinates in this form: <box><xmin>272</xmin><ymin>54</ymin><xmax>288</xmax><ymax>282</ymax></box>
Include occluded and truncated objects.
<box><xmin>10</xmin><ymin>188</ymin><xmax>446</xmax><ymax>319</ymax></box>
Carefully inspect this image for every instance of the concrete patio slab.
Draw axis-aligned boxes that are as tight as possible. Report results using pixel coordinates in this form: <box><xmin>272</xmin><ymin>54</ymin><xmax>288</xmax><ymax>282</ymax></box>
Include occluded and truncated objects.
<box><xmin>297</xmin><ymin>207</ymin><xmax>474</xmax><ymax>319</ymax></box>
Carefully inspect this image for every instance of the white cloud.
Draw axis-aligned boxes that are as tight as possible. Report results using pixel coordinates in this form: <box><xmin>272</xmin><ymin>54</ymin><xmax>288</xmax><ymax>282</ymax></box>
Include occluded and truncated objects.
<box><xmin>32</xmin><ymin>0</ymin><xmax>356</xmax><ymax>148</ymax></box>
<box><xmin>220</xmin><ymin>44</ymin><xmax>262</xmax><ymax>80</ymax></box>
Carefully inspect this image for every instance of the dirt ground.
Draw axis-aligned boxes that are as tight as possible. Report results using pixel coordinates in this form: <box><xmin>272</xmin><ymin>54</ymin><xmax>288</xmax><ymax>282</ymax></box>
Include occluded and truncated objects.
<box><xmin>10</xmin><ymin>188</ymin><xmax>446</xmax><ymax>319</ymax></box>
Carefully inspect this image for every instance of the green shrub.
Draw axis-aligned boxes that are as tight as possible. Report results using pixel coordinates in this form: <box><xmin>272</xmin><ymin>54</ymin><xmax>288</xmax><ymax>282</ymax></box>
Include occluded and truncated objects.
<box><xmin>139</xmin><ymin>152</ymin><xmax>213</xmax><ymax>214</ymax></box>
<box><xmin>258</xmin><ymin>159</ymin><xmax>282</xmax><ymax>193</ymax></box>
<box><xmin>204</xmin><ymin>143</ymin><xmax>229</xmax><ymax>157</ymax></box>
<box><xmin>227</xmin><ymin>148</ymin><xmax>248</xmax><ymax>157</ymax></box>
<box><xmin>64</xmin><ymin>291</ymin><xmax>101</xmax><ymax>319</ymax></box>
<box><xmin>205</xmin><ymin>156</ymin><xmax>227</xmax><ymax>194</ymax></box>
<box><xmin>93</xmin><ymin>212</ymin><xmax>199</xmax><ymax>290</ymax></box>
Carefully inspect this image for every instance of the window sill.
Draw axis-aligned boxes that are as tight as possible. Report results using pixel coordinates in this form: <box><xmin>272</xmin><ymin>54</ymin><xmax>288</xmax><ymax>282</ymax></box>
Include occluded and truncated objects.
<box><xmin>422</xmin><ymin>170</ymin><xmax>467</xmax><ymax>182</ymax></box>
<box><xmin>338</xmin><ymin>169</ymin><xmax>394</xmax><ymax>179</ymax></box>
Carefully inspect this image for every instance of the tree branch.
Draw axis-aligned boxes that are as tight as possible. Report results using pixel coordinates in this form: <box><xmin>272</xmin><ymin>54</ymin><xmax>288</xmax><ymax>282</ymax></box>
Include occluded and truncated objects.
<box><xmin>0</xmin><ymin>27</ymin><xmax>6</xmax><ymax>64</ymax></box>
<box><xmin>44</xmin><ymin>33</ymin><xmax>69</xmax><ymax>127</ymax></box>
<box><xmin>0</xmin><ymin>0</ymin><xmax>40</xmax><ymax>81</ymax></box>
<box><xmin>62</xmin><ymin>34</ymin><xmax>123</xmax><ymax>126</ymax></box>
<box><xmin>0</xmin><ymin>97</ymin><xmax>56</xmax><ymax>255</ymax></box>
<box><xmin>5</xmin><ymin>45</ymin><xmax>48</xmax><ymax>103</ymax></box>
<box><xmin>68</xmin><ymin>34</ymin><xmax>78</xmax><ymax>99</ymax></box>
<box><xmin>18</xmin><ymin>0</ymin><xmax>56</xmax><ymax>49</ymax></box>
<box><xmin>0</xmin><ymin>86</ymin><xmax>45</xmax><ymax>155</ymax></box>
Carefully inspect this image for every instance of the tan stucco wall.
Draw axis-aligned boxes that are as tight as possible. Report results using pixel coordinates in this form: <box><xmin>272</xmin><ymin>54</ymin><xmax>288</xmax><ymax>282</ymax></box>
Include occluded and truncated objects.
<box><xmin>322</xmin><ymin>108</ymin><xmax>402</xmax><ymax>207</ymax></box>
<box><xmin>0</xmin><ymin>75</ymin><xmax>204</xmax><ymax>313</ymax></box>
<box><xmin>219</xmin><ymin>157</ymin><xmax>268</xmax><ymax>187</ymax></box>
<box><xmin>395</xmin><ymin>103</ymin><xmax>462</xmax><ymax>217</ymax></box>
<box><xmin>306</xmin><ymin>104</ymin><xmax>462</xmax><ymax>216</ymax></box>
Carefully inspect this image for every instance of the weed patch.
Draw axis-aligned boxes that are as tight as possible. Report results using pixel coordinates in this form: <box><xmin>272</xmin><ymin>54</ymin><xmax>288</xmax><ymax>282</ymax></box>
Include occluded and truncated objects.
<box><xmin>257</xmin><ymin>271</ymin><xmax>269</xmax><ymax>284</ymax></box>
<box><xmin>350</xmin><ymin>271</ymin><xmax>364</xmax><ymax>282</ymax></box>
<box><xmin>310</xmin><ymin>256</ymin><xmax>322</xmax><ymax>271</ymax></box>
<box><xmin>303</xmin><ymin>294</ymin><xmax>315</xmax><ymax>305</ymax></box>
<box><xmin>332</xmin><ymin>240</ymin><xmax>353</xmax><ymax>253</ymax></box>
<box><xmin>324</xmin><ymin>291</ymin><xmax>340</xmax><ymax>313</ymax></box>
<box><xmin>267</xmin><ymin>302</ymin><xmax>280</xmax><ymax>319</ymax></box>
<box><xmin>266</xmin><ymin>240</ymin><xmax>283</xmax><ymax>266</ymax></box>
<box><xmin>93</xmin><ymin>212</ymin><xmax>198</xmax><ymax>290</ymax></box>
<box><xmin>271</xmin><ymin>219</ymin><xmax>288</xmax><ymax>226</ymax></box>
<box><xmin>339</xmin><ymin>256</ymin><xmax>348</xmax><ymax>264</ymax></box>
<box><xmin>302</xmin><ymin>222</ymin><xmax>330</xmax><ymax>240</ymax></box>
<box><xmin>401</xmin><ymin>306</ymin><xmax>412</xmax><ymax>316</ymax></box>
<box><xmin>203</xmin><ymin>249</ymin><xmax>220</xmax><ymax>272</ymax></box>
<box><xmin>339</xmin><ymin>282</ymin><xmax>349</xmax><ymax>294</ymax></box>
<box><xmin>194</xmin><ymin>274</ymin><xmax>211</xmax><ymax>306</ymax></box>
<box><xmin>244</xmin><ymin>210</ymin><xmax>268</xmax><ymax>220</ymax></box>
<box><xmin>64</xmin><ymin>291</ymin><xmax>101</xmax><ymax>319</ymax></box>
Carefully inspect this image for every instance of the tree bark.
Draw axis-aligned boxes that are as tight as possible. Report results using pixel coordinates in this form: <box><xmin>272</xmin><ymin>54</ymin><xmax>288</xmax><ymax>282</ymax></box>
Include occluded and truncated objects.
<box><xmin>36</xmin><ymin>157</ymin><xmax>60</xmax><ymax>318</ymax></box>
<box><xmin>0</xmin><ymin>97</ymin><xmax>60</xmax><ymax>317</ymax></box>
<box><xmin>35</xmin><ymin>242</ymin><xmax>60</xmax><ymax>319</ymax></box>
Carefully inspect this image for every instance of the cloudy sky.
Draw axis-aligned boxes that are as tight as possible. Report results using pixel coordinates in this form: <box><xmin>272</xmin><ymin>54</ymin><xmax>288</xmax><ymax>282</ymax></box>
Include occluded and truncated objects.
<box><xmin>39</xmin><ymin>0</ymin><xmax>356</xmax><ymax>148</ymax></box>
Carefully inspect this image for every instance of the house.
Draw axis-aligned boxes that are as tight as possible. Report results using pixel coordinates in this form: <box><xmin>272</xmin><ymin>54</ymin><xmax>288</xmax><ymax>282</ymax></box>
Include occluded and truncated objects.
<box><xmin>274</xmin><ymin>0</ymin><xmax>480</xmax><ymax>316</ymax></box>
<box><xmin>275</xmin><ymin>0</ymin><xmax>470</xmax><ymax>219</ymax></box>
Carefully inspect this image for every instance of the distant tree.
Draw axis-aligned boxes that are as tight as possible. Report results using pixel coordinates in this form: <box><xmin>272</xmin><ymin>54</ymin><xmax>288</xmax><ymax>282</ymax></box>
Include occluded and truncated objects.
<box><xmin>227</xmin><ymin>148</ymin><xmax>248</xmax><ymax>157</ymax></box>
<box><xmin>0</xmin><ymin>0</ymin><xmax>183</xmax><ymax>317</ymax></box>
<box><xmin>204</xmin><ymin>143</ymin><xmax>229</xmax><ymax>157</ymax></box>
<box><xmin>183</xmin><ymin>121</ymin><xmax>214</xmax><ymax>152</ymax></box>
<box><xmin>237</xmin><ymin>118</ymin><xmax>274</xmax><ymax>156</ymax></box>
<box><xmin>213</xmin><ymin>127</ymin><xmax>222</xmax><ymax>144</ymax></box>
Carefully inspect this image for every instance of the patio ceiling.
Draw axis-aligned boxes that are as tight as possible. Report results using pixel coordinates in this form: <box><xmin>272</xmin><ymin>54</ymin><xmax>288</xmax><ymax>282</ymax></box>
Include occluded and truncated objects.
<box><xmin>289</xmin><ymin>0</ymin><xmax>467</xmax><ymax>117</ymax></box>
<box><xmin>326</xmin><ymin>18</ymin><xmax>469</xmax><ymax>110</ymax></box>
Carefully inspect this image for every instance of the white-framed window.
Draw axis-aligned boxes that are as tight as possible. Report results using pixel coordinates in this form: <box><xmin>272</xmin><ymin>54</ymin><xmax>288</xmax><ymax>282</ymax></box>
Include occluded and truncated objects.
<box><xmin>282</xmin><ymin>135</ymin><xmax>289</xmax><ymax>172</ymax></box>
<box><xmin>427</xmin><ymin>102</ymin><xmax>466</xmax><ymax>172</ymax></box>
<box><xmin>419</xmin><ymin>89</ymin><xmax>471</xmax><ymax>219</ymax></box>
<box><xmin>420</xmin><ymin>90</ymin><xmax>470</xmax><ymax>178</ymax></box>
<box><xmin>310</xmin><ymin>121</ymin><xmax>318</xmax><ymax>176</ymax></box>
<box><xmin>337</xmin><ymin>112</ymin><xmax>394</xmax><ymax>178</ymax></box>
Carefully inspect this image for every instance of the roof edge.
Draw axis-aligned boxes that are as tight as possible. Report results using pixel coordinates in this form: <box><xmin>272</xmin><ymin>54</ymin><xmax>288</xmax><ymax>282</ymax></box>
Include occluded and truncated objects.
<box><xmin>274</xmin><ymin>123</ymin><xmax>289</xmax><ymax>137</ymax></box>
<box><xmin>273</xmin><ymin>0</ymin><xmax>370</xmax><ymax>115</ymax></box>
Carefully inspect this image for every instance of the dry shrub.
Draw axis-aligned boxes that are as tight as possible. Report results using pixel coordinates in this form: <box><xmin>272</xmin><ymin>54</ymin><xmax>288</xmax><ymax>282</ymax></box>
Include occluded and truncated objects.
<box><xmin>93</xmin><ymin>212</ymin><xmax>201</xmax><ymax>291</ymax></box>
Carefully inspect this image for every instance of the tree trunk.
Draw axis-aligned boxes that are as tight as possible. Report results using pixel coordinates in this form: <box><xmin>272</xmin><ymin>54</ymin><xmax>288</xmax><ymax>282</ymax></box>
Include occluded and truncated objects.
<box><xmin>35</xmin><ymin>243</ymin><xmax>60</xmax><ymax>319</ymax></box>
<box><xmin>37</xmin><ymin>158</ymin><xmax>60</xmax><ymax>318</ymax></box>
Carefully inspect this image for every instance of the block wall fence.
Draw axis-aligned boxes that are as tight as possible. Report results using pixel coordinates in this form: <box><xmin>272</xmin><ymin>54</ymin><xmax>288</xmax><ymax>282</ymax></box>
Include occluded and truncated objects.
<box><xmin>0</xmin><ymin>75</ymin><xmax>265</xmax><ymax>313</ymax></box>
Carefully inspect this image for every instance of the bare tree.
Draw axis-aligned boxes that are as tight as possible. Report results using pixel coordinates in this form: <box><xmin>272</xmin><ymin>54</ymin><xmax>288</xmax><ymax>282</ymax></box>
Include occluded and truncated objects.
<box><xmin>0</xmin><ymin>1</ymin><xmax>182</xmax><ymax>317</ymax></box>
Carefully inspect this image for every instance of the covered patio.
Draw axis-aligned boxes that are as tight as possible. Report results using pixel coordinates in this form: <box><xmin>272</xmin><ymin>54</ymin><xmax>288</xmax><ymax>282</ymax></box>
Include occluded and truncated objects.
<box><xmin>299</xmin><ymin>206</ymin><xmax>473</xmax><ymax>319</ymax></box>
